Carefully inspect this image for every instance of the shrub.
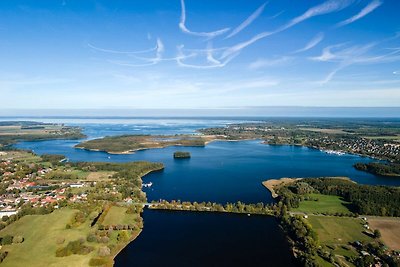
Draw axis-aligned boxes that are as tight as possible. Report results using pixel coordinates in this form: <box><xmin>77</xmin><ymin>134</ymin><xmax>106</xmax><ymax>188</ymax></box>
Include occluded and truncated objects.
<box><xmin>87</xmin><ymin>233</ymin><xmax>97</xmax><ymax>243</ymax></box>
<box><xmin>374</xmin><ymin>229</ymin><xmax>381</xmax><ymax>238</ymax></box>
<box><xmin>0</xmin><ymin>251</ymin><xmax>8</xmax><ymax>263</ymax></box>
<box><xmin>1</xmin><ymin>235</ymin><xmax>13</xmax><ymax>245</ymax></box>
<box><xmin>55</xmin><ymin>239</ymin><xmax>94</xmax><ymax>257</ymax></box>
<box><xmin>99</xmin><ymin>236</ymin><xmax>109</xmax><ymax>243</ymax></box>
<box><xmin>117</xmin><ymin>231</ymin><xmax>130</xmax><ymax>242</ymax></box>
<box><xmin>97</xmin><ymin>246</ymin><xmax>111</xmax><ymax>257</ymax></box>
<box><xmin>12</xmin><ymin>235</ymin><xmax>24</xmax><ymax>244</ymax></box>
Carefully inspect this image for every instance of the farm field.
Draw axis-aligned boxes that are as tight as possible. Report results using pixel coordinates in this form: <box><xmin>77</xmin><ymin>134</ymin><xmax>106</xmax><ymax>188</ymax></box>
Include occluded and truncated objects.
<box><xmin>368</xmin><ymin>217</ymin><xmax>400</xmax><ymax>251</ymax></box>
<box><xmin>292</xmin><ymin>194</ymin><xmax>352</xmax><ymax>214</ymax></box>
<box><xmin>0</xmin><ymin>208</ymin><xmax>94</xmax><ymax>267</ymax></box>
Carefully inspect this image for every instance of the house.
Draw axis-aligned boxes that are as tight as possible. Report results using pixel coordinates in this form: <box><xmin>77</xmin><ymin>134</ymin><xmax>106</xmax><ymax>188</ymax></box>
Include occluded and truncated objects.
<box><xmin>0</xmin><ymin>209</ymin><xmax>18</xmax><ymax>218</ymax></box>
<box><xmin>69</xmin><ymin>183</ymin><xmax>84</xmax><ymax>188</ymax></box>
<box><xmin>361</xmin><ymin>251</ymin><xmax>370</xmax><ymax>256</ymax></box>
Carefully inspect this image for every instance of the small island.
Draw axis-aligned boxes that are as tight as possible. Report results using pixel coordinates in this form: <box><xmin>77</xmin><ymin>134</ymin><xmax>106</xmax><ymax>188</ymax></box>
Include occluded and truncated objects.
<box><xmin>173</xmin><ymin>151</ymin><xmax>191</xmax><ymax>159</ymax></box>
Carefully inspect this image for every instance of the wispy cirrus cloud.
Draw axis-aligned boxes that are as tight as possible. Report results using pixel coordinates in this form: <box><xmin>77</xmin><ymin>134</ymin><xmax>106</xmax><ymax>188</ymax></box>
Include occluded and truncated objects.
<box><xmin>108</xmin><ymin>39</ymin><xmax>195</xmax><ymax>67</ymax></box>
<box><xmin>221</xmin><ymin>0</ymin><xmax>353</xmax><ymax>59</ymax></box>
<box><xmin>225</xmin><ymin>2</ymin><xmax>268</xmax><ymax>39</ymax></box>
<box><xmin>206</xmin><ymin>42</ymin><xmax>221</xmax><ymax>65</ymax></box>
<box><xmin>248</xmin><ymin>56</ymin><xmax>292</xmax><ymax>70</ymax></box>
<box><xmin>88</xmin><ymin>43</ymin><xmax>158</xmax><ymax>54</ymax></box>
<box><xmin>281</xmin><ymin>0</ymin><xmax>353</xmax><ymax>31</ymax></box>
<box><xmin>336</xmin><ymin>0</ymin><xmax>383</xmax><ymax>27</ymax></box>
<box><xmin>179</xmin><ymin>0</ymin><xmax>230</xmax><ymax>38</ymax></box>
<box><xmin>312</xmin><ymin>43</ymin><xmax>376</xmax><ymax>83</ymax></box>
<box><xmin>107</xmin><ymin>38</ymin><xmax>165</xmax><ymax>67</ymax></box>
<box><xmin>294</xmin><ymin>32</ymin><xmax>324</xmax><ymax>53</ymax></box>
<box><xmin>312</xmin><ymin>40</ymin><xmax>400</xmax><ymax>83</ymax></box>
<box><xmin>176</xmin><ymin>45</ymin><xmax>239</xmax><ymax>69</ymax></box>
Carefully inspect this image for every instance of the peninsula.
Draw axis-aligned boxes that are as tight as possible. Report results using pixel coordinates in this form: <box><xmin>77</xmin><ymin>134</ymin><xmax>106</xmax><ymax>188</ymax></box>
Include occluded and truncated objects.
<box><xmin>75</xmin><ymin>134</ymin><xmax>216</xmax><ymax>154</ymax></box>
<box><xmin>263</xmin><ymin>176</ymin><xmax>400</xmax><ymax>267</ymax></box>
<box><xmin>0</xmin><ymin>121</ymin><xmax>85</xmax><ymax>148</ymax></box>
<box><xmin>0</xmin><ymin>149</ymin><xmax>164</xmax><ymax>266</ymax></box>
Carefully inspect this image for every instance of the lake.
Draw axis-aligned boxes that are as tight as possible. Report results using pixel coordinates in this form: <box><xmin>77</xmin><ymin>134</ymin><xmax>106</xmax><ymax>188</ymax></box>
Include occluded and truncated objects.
<box><xmin>10</xmin><ymin>118</ymin><xmax>400</xmax><ymax>266</ymax></box>
<box><xmin>114</xmin><ymin>210</ymin><xmax>295</xmax><ymax>267</ymax></box>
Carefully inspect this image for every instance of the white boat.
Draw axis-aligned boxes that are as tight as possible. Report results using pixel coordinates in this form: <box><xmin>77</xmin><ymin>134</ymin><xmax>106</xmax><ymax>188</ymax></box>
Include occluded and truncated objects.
<box><xmin>143</xmin><ymin>182</ymin><xmax>153</xmax><ymax>188</ymax></box>
<box><xmin>323</xmin><ymin>150</ymin><xmax>345</xmax><ymax>156</ymax></box>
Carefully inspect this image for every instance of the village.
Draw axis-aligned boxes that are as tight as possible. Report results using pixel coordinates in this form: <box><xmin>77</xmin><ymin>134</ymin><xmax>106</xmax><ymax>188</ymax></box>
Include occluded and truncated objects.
<box><xmin>199</xmin><ymin>123</ymin><xmax>400</xmax><ymax>162</ymax></box>
<box><xmin>0</xmin><ymin>151</ymin><xmax>131</xmax><ymax>221</ymax></box>
<box><xmin>306</xmin><ymin>136</ymin><xmax>400</xmax><ymax>161</ymax></box>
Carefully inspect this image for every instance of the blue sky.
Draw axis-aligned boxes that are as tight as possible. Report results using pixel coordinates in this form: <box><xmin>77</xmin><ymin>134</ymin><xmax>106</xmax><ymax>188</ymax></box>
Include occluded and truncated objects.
<box><xmin>0</xmin><ymin>0</ymin><xmax>400</xmax><ymax>109</ymax></box>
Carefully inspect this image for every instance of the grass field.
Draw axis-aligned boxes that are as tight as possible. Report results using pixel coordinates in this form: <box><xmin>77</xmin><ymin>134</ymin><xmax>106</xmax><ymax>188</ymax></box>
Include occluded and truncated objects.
<box><xmin>0</xmin><ymin>208</ymin><xmax>95</xmax><ymax>267</ymax></box>
<box><xmin>102</xmin><ymin>206</ymin><xmax>139</xmax><ymax>226</ymax></box>
<box><xmin>0</xmin><ymin>207</ymin><xmax>142</xmax><ymax>267</ymax></box>
<box><xmin>292</xmin><ymin>194</ymin><xmax>352</xmax><ymax>214</ymax></box>
<box><xmin>307</xmin><ymin>216</ymin><xmax>373</xmax><ymax>267</ymax></box>
<box><xmin>86</xmin><ymin>171</ymin><xmax>115</xmax><ymax>181</ymax></box>
<box><xmin>368</xmin><ymin>217</ymin><xmax>400</xmax><ymax>250</ymax></box>
<box><xmin>0</xmin><ymin>151</ymin><xmax>42</xmax><ymax>163</ymax></box>
<box><xmin>299</xmin><ymin>128</ymin><xmax>348</xmax><ymax>134</ymax></box>
<box><xmin>307</xmin><ymin>216</ymin><xmax>372</xmax><ymax>245</ymax></box>
<box><xmin>363</xmin><ymin>135</ymin><xmax>400</xmax><ymax>141</ymax></box>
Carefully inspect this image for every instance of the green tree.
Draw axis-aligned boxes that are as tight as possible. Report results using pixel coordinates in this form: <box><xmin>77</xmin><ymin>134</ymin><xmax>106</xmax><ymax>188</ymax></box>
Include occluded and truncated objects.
<box><xmin>374</xmin><ymin>229</ymin><xmax>381</xmax><ymax>239</ymax></box>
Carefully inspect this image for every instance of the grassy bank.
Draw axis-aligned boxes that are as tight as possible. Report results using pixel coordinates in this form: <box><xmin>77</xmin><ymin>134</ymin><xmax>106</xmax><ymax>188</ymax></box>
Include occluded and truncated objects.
<box><xmin>0</xmin><ymin>208</ymin><xmax>92</xmax><ymax>267</ymax></box>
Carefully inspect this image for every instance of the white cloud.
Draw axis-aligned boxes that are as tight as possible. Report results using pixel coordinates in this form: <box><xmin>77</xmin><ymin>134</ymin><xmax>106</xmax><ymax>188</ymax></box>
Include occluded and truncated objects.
<box><xmin>248</xmin><ymin>57</ymin><xmax>292</xmax><ymax>69</ymax></box>
<box><xmin>336</xmin><ymin>0</ymin><xmax>383</xmax><ymax>27</ymax></box>
<box><xmin>311</xmin><ymin>41</ymin><xmax>400</xmax><ymax>83</ymax></box>
<box><xmin>179</xmin><ymin>0</ymin><xmax>230</xmax><ymax>38</ymax></box>
<box><xmin>225</xmin><ymin>2</ymin><xmax>268</xmax><ymax>39</ymax></box>
<box><xmin>294</xmin><ymin>32</ymin><xmax>324</xmax><ymax>53</ymax></box>
<box><xmin>206</xmin><ymin>42</ymin><xmax>221</xmax><ymax>65</ymax></box>
<box><xmin>221</xmin><ymin>0</ymin><xmax>353</xmax><ymax>59</ymax></box>
<box><xmin>88</xmin><ymin>43</ymin><xmax>158</xmax><ymax>54</ymax></box>
<box><xmin>176</xmin><ymin>45</ymin><xmax>239</xmax><ymax>69</ymax></box>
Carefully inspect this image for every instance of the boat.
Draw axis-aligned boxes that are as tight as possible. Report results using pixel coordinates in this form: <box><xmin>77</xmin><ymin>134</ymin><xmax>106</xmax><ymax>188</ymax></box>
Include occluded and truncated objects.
<box><xmin>143</xmin><ymin>182</ymin><xmax>153</xmax><ymax>188</ymax></box>
<box><xmin>323</xmin><ymin>150</ymin><xmax>345</xmax><ymax>156</ymax></box>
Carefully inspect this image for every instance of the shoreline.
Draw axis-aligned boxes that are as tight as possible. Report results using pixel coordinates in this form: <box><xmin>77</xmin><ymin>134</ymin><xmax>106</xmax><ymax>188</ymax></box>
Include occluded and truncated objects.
<box><xmin>262</xmin><ymin>178</ymin><xmax>301</xmax><ymax>198</ymax></box>
<box><xmin>111</xmin><ymin>229</ymin><xmax>142</xmax><ymax>265</ymax></box>
<box><xmin>75</xmin><ymin>134</ymin><xmax>390</xmax><ymax>163</ymax></box>
<box><xmin>75</xmin><ymin>136</ymin><xmax>265</xmax><ymax>155</ymax></box>
<box><xmin>111</xmin><ymin>166</ymin><xmax>164</xmax><ymax>265</ymax></box>
<box><xmin>262</xmin><ymin>176</ymin><xmax>354</xmax><ymax>198</ymax></box>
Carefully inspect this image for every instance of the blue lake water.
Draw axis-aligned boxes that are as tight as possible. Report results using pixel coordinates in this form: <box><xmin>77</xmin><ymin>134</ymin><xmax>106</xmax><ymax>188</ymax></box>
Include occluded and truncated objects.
<box><xmin>15</xmin><ymin>134</ymin><xmax>394</xmax><ymax>203</ymax></box>
<box><xmin>10</xmin><ymin>118</ymin><xmax>400</xmax><ymax>266</ymax></box>
<box><xmin>115</xmin><ymin>210</ymin><xmax>295</xmax><ymax>267</ymax></box>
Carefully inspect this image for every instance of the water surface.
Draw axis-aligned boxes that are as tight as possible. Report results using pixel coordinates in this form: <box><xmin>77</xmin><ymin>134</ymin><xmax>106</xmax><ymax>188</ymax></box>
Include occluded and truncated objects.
<box><xmin>115</xmin><ymin>210</ymin><xmax>295</xmax><ymax>267</ymax></box>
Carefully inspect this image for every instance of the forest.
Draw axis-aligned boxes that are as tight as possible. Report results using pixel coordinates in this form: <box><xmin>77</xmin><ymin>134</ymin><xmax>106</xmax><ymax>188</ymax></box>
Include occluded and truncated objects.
<box><xmin>279</xmin><ymin>178</ymin><xmax>400</xmax><ymax>216</ymax></box>
<box><xmin>354</xmin><ymin>162</ymin><xmax>400</xmax><ymax>177</ymax></box>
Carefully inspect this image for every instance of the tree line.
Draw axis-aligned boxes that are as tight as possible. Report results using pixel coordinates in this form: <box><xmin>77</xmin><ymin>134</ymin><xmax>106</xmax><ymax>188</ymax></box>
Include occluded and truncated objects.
<box><xmin>149</xmin><ymin>199</ymin><xmax>275</xmax><ymax>215</ymax></box>
<box><xmin>297</xmin><ymin>178</ymin><xmax>400</xmax><ymax>216</ymax></box>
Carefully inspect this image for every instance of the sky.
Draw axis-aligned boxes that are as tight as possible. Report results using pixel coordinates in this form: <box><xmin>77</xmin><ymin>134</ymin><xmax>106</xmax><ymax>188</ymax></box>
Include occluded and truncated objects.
<box><xmin>0</xmin><ymin>0</ymin><xmax>400</xmax><ymax>110</ymax></box>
